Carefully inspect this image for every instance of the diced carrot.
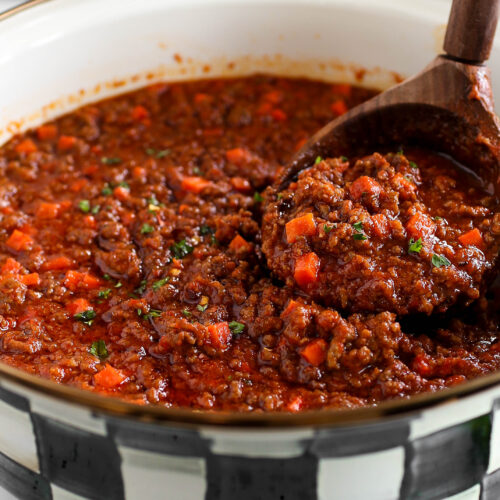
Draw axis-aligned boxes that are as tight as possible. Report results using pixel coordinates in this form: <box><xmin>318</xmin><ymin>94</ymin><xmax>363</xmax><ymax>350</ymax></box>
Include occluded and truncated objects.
<box><xmin>370</xmin><ymin>213</ymin><xmax>391</xmax><ymax>238</ymax></box>
<box><xmin>262</xmin><ymin>90</ymin><xmax>283</xmax><ymax>104</ymax></box>
<box><xmin>413</xmin><ymin>354</ymin><xmax>433</xmax><ymax>377</ymax></box>
<box><xmin>406</xmin><ymin>213</ymin><xmax>436</xmax><ymax>240</ymax></box>
<box><xmin>271</xmin><ymin>108</ymin><xmax>287</xmax><ymax>122</ymax></box>
<box><xmin>132</xmin><ymin>166</ymin><xmax>146</xmax><ymax>179</ymax></box>
<box><xmin>59</xmin><ymin>200</ymin><xmax>73</xmax><ymax>212</ymax></box>
<box><xmin>458</xmin><ymin>228</ymin><xmax>483</xmax><ymax>248</ymax></box>
<box><xmin>36</xmin><ymin>124</ymin><xmax>58</xmax><ymax>141</ymax></box>
<box><xmin>36</xmin><ymin>202</ymin><xmax>60</xmax><ymax>219</ymax></box>
<box><xmin>300</xmin><ymin>338</ymin><xmax>328</xmax><ymax>366</ymax></box>
<box><xmin>331</xmin><ymin>99</ymin><xmax>348</xmax><ymax>115</ymax></box>
<box><xmin>225</xmin><ymin>148</ymin><xmax>252</xmax><ymax>166</ymax></box>
<box><xmin>131</xmin><ymin>105</ymin><xmax>149</xmax><ymax>121</ymax></box>
<box><xmin>64</xmin><ymin>270</ymin><xmax>101</xmax><ymax>291</ymax></box>
<box><xmin>257</xmin><ymin>101</ymin><xmax>273</xmax><ymax>116</ymax></box>
<box><xmin>181</xmin><ymin>176</ymin><xmax>212</xmax><ymax>194</ymax></box>
<box><xmin>57</xmin><ymin>135</ymin><xmax>77</xmax><ymax>151</ymax></box>
<box><xmin>1</xmin><ymin>258</ymin><xmax>23</xmax><ymax>275</ymax></box>
<box><xmin>94</xmin><ymin>364</ymin><xmax>127</xmax><ymax>388</ymax></box>
<box><xmin>15</xmin><ymin>139</ymin><xmax>37</xmax><ymax>154</ymax></box>
<box><xmin>194</xmin><ymin>93</ymin><xmax>212</xmax><ymax>104</ymax></box>
<box><xmin>349</xmin><ymin>176</ymin><xmax>382</xmax><ymax>201</ymax></box>
<box><xmin>121</xmin><ymin>212</ymin><xmax>136</xmax><ymax>227</ymax></box>
<box><xmin>392</xmin><ymin>173</ymin><xmax>416</xmax><ymax>201</ymax></box>
<box><xmin>287</xmin><ymin>396</ymin><xmax>303</xmax><ymax>412</ymax></box>
<box><xmin>66</xmin><ymin>298</ymin><xmax>91</xmax><ymax>316</ymax></box>
<box><xmin>83</xmin><ymin>215</ymin><xmax>97</xmax><ymax>229</ymax></box>
<box><xmin>294</xmin><ymin>252</ymin><xmax>320</xmax><ymax>286</ymax></box>
<box><xmin>19</xmin><ymin>273</ymin><xmax>40</xmax><ymax>286</ymax></box>
<box><xmin>332</xmin><ymin>83</ymin><xmax>352</xmax><ymax>97</ymax></box>
<box><xmin>42</xmin><ymin>256</ymin><xmax>74</xmax><ymax>271</ymax></box>
<box><xmin>230</xmin><ymin>176</ymin><xmax>251</xmax><ymax>193</ymax></box>
<box><xmin>208</xmin><ymin>322</ymin><xmax>232</xmax><ymax>350</ymax></box>
<box><xmin>286</xmin><ymin>213</ymin><xmax>316</xmax><ymax>243</ymax></box>
<box><xmin>281</xmin><ymin>299</ymin><xmax>299</xmax><ymax>318</ymax></box>
<box><xmin>113</xmin><ymin>186</ymin><xmax>130</xmax><ymax>201</ymax></box>
<box><xmin>19</xmin><ymin>223</ymin><xmax>36</xmax><ymax>236</ymax></box>
<box><xmin>70</xmin><ymin>179</ymin><xmax>88</xmax><ymax>192</ymax></box>
<box><xmin>229</xmin><ymin>234</ymin><xmax>250</xmax><ymax>252</ymax></box>
<box><xmin>5</xmin><ymin>230</ymin><xmax>34</xmax><ymax>252</ymax></box>
<box><xmin>83</xmin><ymin>164</ymin><xmax>99</xmax><ymax>175</ymax></box>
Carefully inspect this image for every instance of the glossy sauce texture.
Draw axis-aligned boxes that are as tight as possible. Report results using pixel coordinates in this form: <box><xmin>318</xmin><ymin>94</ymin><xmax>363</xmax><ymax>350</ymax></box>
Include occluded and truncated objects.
<box><xmin>0</xmin><ymin>76</ymin><xmax>498</xmax><ymax>411</ymax></box>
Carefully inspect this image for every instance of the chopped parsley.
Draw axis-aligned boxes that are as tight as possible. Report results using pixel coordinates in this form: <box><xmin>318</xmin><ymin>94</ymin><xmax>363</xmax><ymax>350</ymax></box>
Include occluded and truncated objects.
<box><xmin>135</xmin><ymin>280</ymin><xmax>147</xmax><ymax>295</ymax></box>
<box><xmin>170</xmin><ymin>239</ymin><xmax>194</xmax><ymax>259</ymax></box>
<box><xmin>200</xmin><ymin>225</ymin><xmax>214</xmax><ymax>236</ymax></box>
<box><xmin>145</xmin><ymin>147</ymin><xmax>170</xmax><ymax>159</ymax></box>
<box><xmin>140</xmin><ymin>223</ymin><xmax>155</xmax><ymax>235</ymax></box>
<box><xmin>352</xmin><ymin>221</ymin><xmax>368</xmax><ymax>241</ymax></box>
<box><xmin>89</xmin><ymin>340</ymin><xmax>108</xmax><ymax>360</ymax></box>
<box><xmin>229</xmin><ymin>321</ymin><xmax>245</xmax><ymax>335</ymax></box>
<box><xmin>432</xmin><ymin>254</ymin><xmax>451</xmax><ymax>268</ymax></box>
<box><xmin>193</xmin><ymin>166</ymin><xmax>203</xmax><ymax>176</ymax></box>
<box><xmin>91</xmin><ymin>204</ymin><xmax>101</xmax><ymax>215</ymax></box>
<box><xmin>78</xmin><ymin>200</ymin><xmax>91</xmax><ymax>213</ymax></box>
<box><xmin>408</xmin><ymin>237</ymin><xmax>423</xmax><ymax>254</ymax></box>
<box><xmin>101</xmin><ymin>184</ymin><xmax>113</xmax><ymax>196</ymax></box>
<box><xmin>314</xmin><ymin>156</ymin><xmax>323</xmax><ymax>164</ymax></box>
<box><xmin>324</xmin><ymin>224</ymin><xmax>334</xmax><ymax>234</ymax></box>
<box><xmin>197</xmin><ymin>303</ymin><xmax>208</xmax><ymax>312</ymax></box>
<box><xmin>114</xmin><ymin>281</ymin><xmax>123</xmax><ymax>288</ymax></box>
<box><xmin>74</xmin><ymin>309</ymin><xmax>96</xmax><ymax>326</ymax></box>
<box><xmin>253</xmin><ymin>192</ymin><xmax>263</xmax><ymax>203</ymax></box>
<box><xmin>433</xmin><ymin>216</ymin><xmax>443</xmax><ymax>221</ymax></box>
<box><xmin>103</xmin><ymin>273</ymin><xmax>112</xmax><ymax>281</ymax></box>
<box><xmin>148</xmin><ymin>196</ymin><xmax>160</xmax><ymax>206</ymax></box>
<box><xmin>117</xmin><ymin>181</ymin><xmax>130</xmax><ymax>189</ymax></box>
<box><xmin>97</xmin><ymin>288</ymin><xmax>112</xmax><ymax>300</ymax></box>
<box><xmin>277</xmin><ymin>193</ymin><xmax>284</xmax><ymax>200</ymax></box>
<box><xmin>145</xmin><ymin>309</ymin><xmax>162</xmax><ymax>319</ymax></box>
<box><xmin>409</xmin><ymin>161</ymin><xmax>419</xmax><ymax>169</ymax></box>
<box><xmin>182</xmin><ymin>309</ymin><xmax>192</xmax><ymax>318</ymax></box>
<box><xmin>152</xmin><ymin>277</ymin><xmax>169</xmax><ymax>291</ymax></box>
<box><xmin>101</xmin><ymin>157</ymin><xmax>122</xmax><ymax>165</ymax></box>
<box><xmin>340</xmin><ymin>156</ymin><xmax>348</xmax><ymax>162</ymax></box>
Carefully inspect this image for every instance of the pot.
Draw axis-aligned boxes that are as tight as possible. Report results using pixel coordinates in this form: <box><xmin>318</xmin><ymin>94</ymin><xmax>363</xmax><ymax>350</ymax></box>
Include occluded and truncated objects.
<box><xmin>0</xmin><ymin>1</ymin><xmax>499</xmax><ymax>499</ymax></box>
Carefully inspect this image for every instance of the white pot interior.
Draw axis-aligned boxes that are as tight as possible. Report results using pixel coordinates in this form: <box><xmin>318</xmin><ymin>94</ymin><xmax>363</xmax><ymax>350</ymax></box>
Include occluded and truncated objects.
<box><xmin>2</xmin><ymin>0</ymin><xmax>498</xmax><ymax>144</ymax></box>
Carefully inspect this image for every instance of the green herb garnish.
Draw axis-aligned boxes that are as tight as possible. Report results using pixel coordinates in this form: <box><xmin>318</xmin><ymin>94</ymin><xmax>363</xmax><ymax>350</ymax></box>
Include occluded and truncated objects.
<box><xmin>408</xmin><ymin>237</ymin><xmax>423</xmax><ymax>254</ymax></box>
<box><xmin>114</xmin><ymin>281</ymin><xmax>123</xmax><ymax>288</ymax></box>
<box><xmin>253</xmin><ymin>192</ymin><xmax>263</xmax><ymax>203</ymax></box>
<box><xmin>324</xmin><ymin>224</ymin><xmax>333</xmax><ymax>234</ymax></box>
<box><xmin>229</xmin><ymin>321</ymin><xmax>245</xmax><ymax>335</ymax></box>
<box><xmin>117</xmin><ymin>181</ymin><xmax>129</xmax><ymax>189</ymax></box>
<box><xmin>101</xmin><ymin>157</ymin><xmax>122</xmax><ymax>165</ymax></box>
<box><xmin>148</xmin><ymin>196</ymin><xmax>160</xmax><ymax>206</ymax></box>
<box><xmin>340</xmin><ymin>156</ymin><xmax>348</xmax><ymax>162</ymax></box>
<box><xmin>98</xmin><ymin>288</ymin><xmax>112</xmax><ymax>300</ymax></box>
<box><xmin>409</xmin><ymin>161</ymin><xmax>418</xmax><ymax>169</ymax></box>
<box><xmin>170</xmin><ymin>239</ymin><xmax>194</xmax><ymax>259</ymax></box>
<box><xmin>182</xmin><ymin>309</ymin><xmax>192</xmax><ymax>318</ymax></box>
<box><xmin>91</xmin><ymin>204</ymin><xmax>101</xmax><ymax>215</ymax></box>
<box><xmin>89</xmin><ymin>340</ymin><xmax>108</xmax><ymax>360</ymax></box>
<box><xmin>200</xmin><ymin>225</ymin><xmax>214</xmax><ymax>235</ymax></box>
<box><xmin>78</xmin><ymin>200</ymin><xmax>91</xmax><ymax>213</ymax></box>
<box><xmin>74</xmin><ymin>309</ymin><xmax>96</xmax><ymax>326</ymax></box>
<box><xmin>197</xmin><ymin>303</ymin><xmax>208</xmax><ymax>312</ymax></box>
<box><xmin>101</xmin><ymin>184</ymin><xmax>113</xmax><ymax>196</ymax></box>
<box><xmin>353</xmin><ymin>233</ymin><xmax>368</xmax><ymax>241</ymax></box>
<box><xmin>432</xmin><ymin>254</ymin><xmax>451</xmax><ymax>268</ymax></box>
<box><xmin>277</xmin><ymin>193</ymin><xmax>284</xmax><ymax>200</ymax></box>
<box><xmin>145</xmin><ymin>147</ymin><xmax>170</xmax><ymax>159</ymax></box>
<box><xmin>352</xmin><ymin>221</ymin><xmax>368</xmax><ymax>241</ymax></box>
<box><xmin>103</xmin><ymin>274</ymin><xmax>112</xmax><ymax>281</ymax></box>
<box><xmin>135</xmin><ymin>280</ymin><xmax>147</xmax><ymax>295</ymax></box>
<box><xmin>314</xmin><ymin>156</ymin><xmax>323</xmax><ymax>165</ymax></box>
<box><xmin>433</xmin><ymin>216</ymin><xmax>442</xmax><ymax>221</ymax></box>
<box><xmin>143</xmin><ymin>309</ymin><xmax>162</xmax><ymax>320</ymax></box>
<box><xmin>152</xmin><ymin>278</ymin><xmax>169</xmax><ymax>291</ymax></box>
<box><xmin>141</xmin><ymin>223</ymin><xmax>155</xmax><ymax>235</ymax></box>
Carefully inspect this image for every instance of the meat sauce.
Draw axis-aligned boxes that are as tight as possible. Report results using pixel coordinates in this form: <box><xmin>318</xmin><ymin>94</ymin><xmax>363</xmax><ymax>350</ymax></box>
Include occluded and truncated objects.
<box><xmin>0</xmin><ymin>76</ymin><xmax>498</xmax><ymax>411</ymax></box>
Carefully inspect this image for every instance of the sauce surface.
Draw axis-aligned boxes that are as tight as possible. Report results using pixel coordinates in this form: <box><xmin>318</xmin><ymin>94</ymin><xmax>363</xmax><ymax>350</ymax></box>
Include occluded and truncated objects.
<box><xmin>0</xmin><ymin>76</ymin><xmax>498</xmax><ymax>411</ymax></box>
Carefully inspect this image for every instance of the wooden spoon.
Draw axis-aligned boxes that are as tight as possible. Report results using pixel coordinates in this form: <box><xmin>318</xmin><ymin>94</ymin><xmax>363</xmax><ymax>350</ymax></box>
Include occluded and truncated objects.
<box><xmin>278</xmin><ymin>0</ymin><xmax>500</xmax><ymax>200</ymax></box>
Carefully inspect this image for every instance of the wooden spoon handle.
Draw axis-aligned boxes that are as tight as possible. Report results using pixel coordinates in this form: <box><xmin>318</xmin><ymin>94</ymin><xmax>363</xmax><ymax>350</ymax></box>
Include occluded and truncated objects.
<box><xmin>444</xmin><ymin>0</ymin><xmax>499</xmax><ymax>64</ymax></box>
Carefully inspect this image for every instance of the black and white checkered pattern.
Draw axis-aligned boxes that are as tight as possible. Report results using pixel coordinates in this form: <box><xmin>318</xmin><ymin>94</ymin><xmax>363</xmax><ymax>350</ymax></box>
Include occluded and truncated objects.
<box><xmin>0</xmin><ymin>378</ymin><xmax>500</xmax><ymax>499</ymax></box>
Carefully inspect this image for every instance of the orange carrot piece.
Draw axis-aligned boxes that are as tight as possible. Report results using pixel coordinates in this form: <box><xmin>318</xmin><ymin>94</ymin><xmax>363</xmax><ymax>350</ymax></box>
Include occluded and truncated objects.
<box><xmin>331</xmin><ymin>99</ymin><xmax>348</xmax><ymax>115</ymax></box>
<box><xmin>36</xmin><ymin>202</ymin><xmax>60</xmax><ymax>219</ymax></box>
<box><xmin>287</xmin><ymin>396</ymin><xmax>303</xmax><ymax>412</ymax></box>
<box><xmin>300</xmin><ymin>338</ymin><xmax>328</xmax><ymax>366</ymax></box>
<box><xmin>83</xmin><ymin>215</ymin><xmax>97</xmax><ymax>229</ymax></box>
<box><xmin>271</xmin><ymin>108</ymin><xmax>287</xmax><ymax>122</ymax></box>
<box><xmin>181</xmin><ymin>176</ymin><xmax>211</xmax><ymax>194</ymax></box>
<box><xmin>294</xmin><ymin>252</ymin><xmax>320</xmax><ymax>286</ymax></box>
<box><xmin>15</xmin><ymin>139</ymin><xmax>37</xmax><ymax>154</ymax></box>
<box><xmin>94</xmin><ymin>365</ymin><xmax>127</xmax><ymax>388</ymax></box>
<box><xmin>332</xmin><ymin>83</ymin><xmax>352</xmax><ymax>97</ymax></box>
<box><xmin>131</xmin><ymin>105</ymin><xmax>149</xmax><ymax>121</ymax></box>
<box><xmin>64</xmin><ymin>270</ymin><xmax>101</xmax><ymax>291</ymax></box>
<box><xmin>225</xmin><ymin>148</ymin><xmax>252</xmax><ymax>166</ymax></box>
<box><xmin>132</xmin><ymin>166</ymin><xmax>146</xmax><ymax>179</ymax></box>
<box><xmin>262</xmin><ymin>90</ymin><xmax>283</xmax><ymax>104</ymax></box>
<box><xmin>370</xmin><ymin>213</ymin><xmax>391</xmax><ymax>238</ymax></box>
<box><xmin>229</xmin><ymin>234</ymin><xmax>250</xmax><ymax>252</ymax></box>
<box><xmin>230</xmin><ymin>176</ymin><xmax>251</xmax><ymax>193</ymax></box>
<box><xmin>286</xmin><ymin>213</ymin><xmax>316</xmax><ymax>243</ymax></box>
<box><xmin>281</xmin><ymin>299</ymin><xmax>299</xmax><ymax>318</ymax></box>
<box><xmin>113</xmin><ymin>186</ymin><xmax>130</xmax><ymax>201</ymax></box>
<box><xmin>406</xmin><ymin>213</ymin><xmax>436</xmax><ymax>240</ymax></box>
<box><xmin>6</xmin><ymin>230</ymin><xmax>34</xmax><ymax>252</ymax></box>
<box><xmin>1</xmin><ymin>258</ymin><xmax>23</xmax><ymax>275</ymax></box>
<box><xmin>392</xmin><ymin>173</ymin><xmax>416</xmax><ymax>201</ymax></box>
<box><xmin>70</xmin><ymin>179</ymin><xmax>88</xmax><ymax>192</ymax></box>
<box><xmin>194</xmin><ymin>93</ymin><xmax>212</xmax><ymax>104</ymax></box>
<box><xmin>36</xmin><ymin>124</ymin><xmax>58</xmax><ymax>141</ymax></box>
<box><xmin>19</xmin><ymin>273</ymin><xmax>40</xmax><ymax>286</ymax></box>
<box><xmin>42</xmin><ymin>256</ymin><xmax>73</xmax><ymax>271</ymax></box>
<box><xmin>57</xmin><ymin>135</ymin><xmax>77</xmax><ymax>151</ymax></box>
<box><xmin>349</xmin><ymin>176</ymin><xmax>382</xmax><ymax>201</ymax></box>
<box><xmin>458</xmin><ymin>228</ymin><xmax>483</xmax><ymax>248</ymax></box>
<box><xmin>66</xmin><ymin>298</ymin><xmax>91</xmax><ymax>316</ymax></box>
<box><xmin>83</xmin><ymin>164</ymin><xmax>99</xmax><ymax>175</ymax></box>
<box><xmin>208</xmin><ymin>322</ymin><xmax>232</xmax><ymax>350</ymax></box>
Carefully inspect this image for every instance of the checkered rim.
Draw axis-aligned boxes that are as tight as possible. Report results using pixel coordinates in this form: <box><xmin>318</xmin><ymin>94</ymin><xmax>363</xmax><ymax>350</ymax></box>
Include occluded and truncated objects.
<box><xmin>0</xmin><ymin>379</ymin><xmax>499</xmax><ymax>499</ymax></box>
